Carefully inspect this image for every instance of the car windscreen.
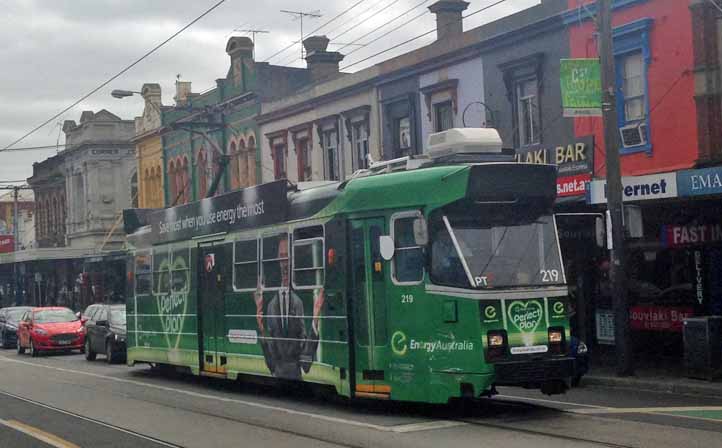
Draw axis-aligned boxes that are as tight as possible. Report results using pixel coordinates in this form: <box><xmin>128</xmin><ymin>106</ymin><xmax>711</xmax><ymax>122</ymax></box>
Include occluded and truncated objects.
<box><xmin>7</xmin><ymin>309</ymin><xmax>28</xmax><ymax>323</ymax></box>
<box><xmin>110</xmin><ymin>307</ymin><xmax>126</xmax><ymax>324</ymax></box>
<box><xmin>429</xmin><ymin>206</ymin><xmax>564</xmax><ymax>290</ymax></box>
<box><xmin>34</xmin><ymin>309</ymin><xmax>78</xmax><ymax>324</ymax></box>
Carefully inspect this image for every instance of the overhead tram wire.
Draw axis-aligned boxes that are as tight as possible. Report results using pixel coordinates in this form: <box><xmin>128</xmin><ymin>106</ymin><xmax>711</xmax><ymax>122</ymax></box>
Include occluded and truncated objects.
<box><xmin>342</xmin><ymin>8</ymin><xmax>430</xmax><ymax>58</ymax></box>
<box><xmin>341</xmin><ymin>0</ymin><xmax>510</xmax><ymax>71</ymax></box>
<box><xmin>263</xmin><ymin>0</ymin><xmax>370</xmax><ymax>64</ymax></box>
<box><xmin>323</xmin><ymin>0</ymin><xmax>397</xmax><ymax>39</ymax></box>
<box><xmin>1</xmin><ymin>0</ymin><xmax>228</xmax><ymax>152</ymax></box>
<box><xmin>330</xmin><ymin>0</ymin><xmax>404</xmax><ymax>43</ymax></box>
<box><xmin>336</xmin><ymin>0</ymin><xmax>433</xmax><ymax>53</ymax></box>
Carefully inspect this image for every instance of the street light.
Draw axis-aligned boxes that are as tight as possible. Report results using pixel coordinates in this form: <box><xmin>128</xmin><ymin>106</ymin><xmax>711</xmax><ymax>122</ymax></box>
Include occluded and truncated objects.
<box><xmin>111</xmin><ymin>89</ymin><xmax>141</xmax><ymax>99</ymax></box>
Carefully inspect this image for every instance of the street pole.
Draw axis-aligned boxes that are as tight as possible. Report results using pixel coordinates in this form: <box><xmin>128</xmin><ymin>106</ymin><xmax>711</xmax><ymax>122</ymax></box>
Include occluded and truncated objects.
<box><xmin>598</xmin><ymin>0</ymin><xmax>634</xmax><ymax>376</ymax></box>
<box><xmin>13</xmin><ymin>187</ymin><xmax>20</xmax><ymax>306</ymax></box>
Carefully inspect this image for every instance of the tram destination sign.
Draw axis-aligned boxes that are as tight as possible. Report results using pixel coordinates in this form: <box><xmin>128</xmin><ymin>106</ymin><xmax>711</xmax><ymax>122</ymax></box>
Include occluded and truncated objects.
<box><xmin>150</xmin><ymin>180</ymin><xmax>288</xmax><ymax>244</ymax></box>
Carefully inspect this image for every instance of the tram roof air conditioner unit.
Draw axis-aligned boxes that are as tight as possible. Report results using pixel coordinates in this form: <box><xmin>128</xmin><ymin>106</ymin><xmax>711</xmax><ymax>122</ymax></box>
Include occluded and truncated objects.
<box><xmin>426</xmin><ymin>128</ymin><xmax>503</xmax><ymax>160</ymax></box>
<box><xmin>619</xmin><ymin>123</ymin><xmax>648</xmax><ymax>149</ymax></box>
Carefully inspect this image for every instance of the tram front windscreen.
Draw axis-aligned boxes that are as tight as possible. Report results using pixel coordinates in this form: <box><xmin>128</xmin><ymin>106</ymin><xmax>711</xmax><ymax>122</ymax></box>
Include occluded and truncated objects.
<box><xmin>429</xmin><ymin>207</ymin><xmax>564</xmax><ymax>290</ymax></box>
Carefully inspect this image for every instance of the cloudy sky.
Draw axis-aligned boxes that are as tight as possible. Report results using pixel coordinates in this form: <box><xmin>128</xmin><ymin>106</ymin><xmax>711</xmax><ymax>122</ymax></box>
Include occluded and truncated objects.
<box><xmin>0</xmin><ymin>0</ymin><xmax>538</xmax><ymax>182</ymax></box>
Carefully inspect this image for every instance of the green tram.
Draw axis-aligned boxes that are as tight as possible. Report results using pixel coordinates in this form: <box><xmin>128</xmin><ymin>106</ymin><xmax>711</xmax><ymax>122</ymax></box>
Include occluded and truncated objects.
<box><xmin>123</xmin><ymin>128</ymin><xmax>574</xmax><ymax>404</ymax></box>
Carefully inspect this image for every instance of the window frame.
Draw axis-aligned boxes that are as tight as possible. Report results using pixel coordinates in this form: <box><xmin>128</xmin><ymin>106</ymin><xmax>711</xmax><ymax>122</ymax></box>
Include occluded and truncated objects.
<box><xmin>170</xmin><ymin>246</ymin><xmax>191</xmax><ymax>294</ymax></box>
<box><xmin>291</xmin><ymin>225</ymin><xmax>325</xmax><ymax>291</ymax></box>
<box><xmin>260</xmin><ymin>231</ymin><xmax>290</xmax><ymax>292</ymax></box>
<box><xmin>232</xmin><ymin>235</ymin><xmax>259</xmax><ymax>292</ymax></box>
<box><xmin>351</xmin><ymin>121</ymin><xmax>370</xmax><ymax>171</ymax></box>
<box><xmin>515</xmin><ymin>77</ymin><xmax>540</xmax><ymax>147</ymax></box>
<box><xmin>390</xmin><ymin>210</ymin><xmax>426</xmax><ymax>286</ymax></box>
<box><xmin>321</xmin><ymin>128</ymin><xmax>339</xmax><ymax>181</ymax></box>
<box><xmin>134</xmin><ymin>250</ymin><xmax>153</xmax><ymax>297</ymax></box>
<box><xmin>613</xmin><ymin>18</ymin><xmax>653</xmax><ymax>155</ymax></box>
<box><xmin>433</xmin><ymin>100</ymin><xmax>454</xmax><ymax>133</ymax></box>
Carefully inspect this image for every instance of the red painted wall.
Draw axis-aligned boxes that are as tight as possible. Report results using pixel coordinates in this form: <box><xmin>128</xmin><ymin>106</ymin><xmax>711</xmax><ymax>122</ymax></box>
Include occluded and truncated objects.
<box><xmin>567</xmin><ymin>0</ymin><xmax>696</xmax><ymax>177</ymax></box>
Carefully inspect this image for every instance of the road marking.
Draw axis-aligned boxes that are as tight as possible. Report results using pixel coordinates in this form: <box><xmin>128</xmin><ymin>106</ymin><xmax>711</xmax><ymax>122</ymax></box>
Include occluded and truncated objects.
<box><xmin>0</xmin><ymin>390</ymin><xmax>185</xmax><ymax>448</ymax></box>
<box><xmin>0</xmin><ymin>418</ymin><xmax>80</xmax><ymax>448</ymax></box>
<box><xmin>0</xmin><ymin>355</ymin><xmax>460</xmax><ymax>433</ymax></box>
<box><xmin>571</xmin><ymin>406</ymin><xmax>722</xmax><ymax>415</ymax></box>
<box><xmin>496</xmin><ymin>394</ymin><xmax>608</xmax><ymax>409</ymax></box>
<box><xmin>389</xmin><ymin>421</ymin><xmax>467</xmax><ymax>433</ymax></box>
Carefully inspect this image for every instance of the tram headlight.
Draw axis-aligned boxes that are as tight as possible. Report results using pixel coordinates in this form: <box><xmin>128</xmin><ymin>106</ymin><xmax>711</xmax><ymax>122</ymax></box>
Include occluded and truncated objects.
<box><xmin>548</xmin><ymin>330</ymin><xmax>563</xmax><ymax>344</ymax></box>
<box><xmin>488</xmin><ymin>333</ymin><xmax>505</xmax><ymax>347</ymax></box>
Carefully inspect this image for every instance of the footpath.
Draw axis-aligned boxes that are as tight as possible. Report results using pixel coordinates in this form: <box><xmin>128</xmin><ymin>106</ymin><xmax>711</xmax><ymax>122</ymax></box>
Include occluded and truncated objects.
<box><xmin>583</xmin><ymin>352</ymin><xmax>722</xmax><ymax>398</ymax></box>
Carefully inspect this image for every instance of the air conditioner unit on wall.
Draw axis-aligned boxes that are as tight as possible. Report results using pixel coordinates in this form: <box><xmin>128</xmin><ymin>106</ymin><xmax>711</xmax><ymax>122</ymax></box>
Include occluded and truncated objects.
<box><xmin>619</xmin><ymin>123</ymin><xmax>648</xmax><ymax>148</ymax></box>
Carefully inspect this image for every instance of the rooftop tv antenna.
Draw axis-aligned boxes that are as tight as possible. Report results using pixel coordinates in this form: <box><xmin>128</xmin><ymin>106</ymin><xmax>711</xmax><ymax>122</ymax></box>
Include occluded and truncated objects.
<box><xmin>280</xmin><ymin>9</ymin><xmax>322</xmax><ymax>60</ymax></box>
<box><xmin>238</xmin><ymin>29</ymin><xmax>270</xmax><ymax>58</ymax></box>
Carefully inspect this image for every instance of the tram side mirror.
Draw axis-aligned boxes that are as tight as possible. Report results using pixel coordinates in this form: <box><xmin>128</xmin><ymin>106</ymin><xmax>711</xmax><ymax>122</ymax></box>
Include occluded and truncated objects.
<box><xmin>379</xmin><ymin>235</ymin><xmax>395</xmax><ymax>261</ymax></box>
<box><xmin>413</xmin><ymin>217</ymin><xmax>428</xmax><ymax>246</ymax></box>
<box><xmin>595</xmin><ymin>216</ymin><xmax>606</xmax><ymax>248</ymax></box>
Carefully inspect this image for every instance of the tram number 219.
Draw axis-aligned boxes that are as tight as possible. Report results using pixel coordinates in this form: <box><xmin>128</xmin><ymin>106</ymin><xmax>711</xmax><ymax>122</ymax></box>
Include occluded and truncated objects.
<box><xmin>401</xmin><ymin>294</ymin><xmax>414</xmax><ymax>304</ymax></box>
<box><xmin>539</xmin><ymin>269</ymin><xmax>560</xmax><ymax>283</ymax></box>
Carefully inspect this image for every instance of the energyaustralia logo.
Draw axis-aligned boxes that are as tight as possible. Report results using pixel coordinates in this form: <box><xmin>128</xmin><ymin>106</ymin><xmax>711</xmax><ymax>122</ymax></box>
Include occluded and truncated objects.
<box><xmin>391</xmin><ymin>331</ymin><xmax>474</xmax><ymax>356</ymax></box>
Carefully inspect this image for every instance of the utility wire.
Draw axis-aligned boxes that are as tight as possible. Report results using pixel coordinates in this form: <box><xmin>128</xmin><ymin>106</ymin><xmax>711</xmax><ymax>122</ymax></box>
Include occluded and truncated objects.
<box><xmin>337</xmin><ymin>0</ymin><xmax>432</xmax><ymax>53</ymax></box>
<box><xmin>1</xmin><ymin>0</ymin><xmax>228</xmax><ymax>152</ymax></box>
<box><xmin>343</xmin><ymin>8</ymin><xmax>429</xmax><ymax>58</ymax></box>
<box><xmin>264</xmin><ymin>0</ymin><xmax>370</xmax><ymax>63</ymax></box>
<box><xmin>324</xmin><ymin>0</ymin><xmax>395</xmax><ymax>39</ymax></box>
<box><xmin>707</xmin><ymin>0</ymin><xmax>722</xmax><ymax>14</ymax></box>
<box><xmin>332</xmin><ymin>0</ymin><xmax>405</xmax><ymax>43</ymax></box>
<box><xmin>341</xmin><ymin>0</ymin><xmax>509</xmax><ymax>71</ymax></box>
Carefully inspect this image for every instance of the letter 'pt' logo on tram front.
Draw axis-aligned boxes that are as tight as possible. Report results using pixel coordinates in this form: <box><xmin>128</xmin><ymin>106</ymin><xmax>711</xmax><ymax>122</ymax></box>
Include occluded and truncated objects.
<box><xmin>391</xmin><ymin>331</ymin><xmax>408</xmax><ymax>356</ymax></box>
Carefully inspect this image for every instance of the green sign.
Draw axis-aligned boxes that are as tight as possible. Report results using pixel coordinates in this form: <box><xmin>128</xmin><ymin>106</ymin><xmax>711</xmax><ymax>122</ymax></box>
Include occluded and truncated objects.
<box><xmin>560</xmin><ymin>59</ymin><xmax>602</xmax><ymax>117</ymax></box>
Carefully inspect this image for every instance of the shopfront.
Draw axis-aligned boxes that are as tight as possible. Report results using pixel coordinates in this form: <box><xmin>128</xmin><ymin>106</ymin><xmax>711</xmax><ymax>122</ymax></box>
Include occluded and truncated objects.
<box><xmin>586</xmin><ymin>167</ymin><xmax>722</xmax><ymax>360</ymax></box>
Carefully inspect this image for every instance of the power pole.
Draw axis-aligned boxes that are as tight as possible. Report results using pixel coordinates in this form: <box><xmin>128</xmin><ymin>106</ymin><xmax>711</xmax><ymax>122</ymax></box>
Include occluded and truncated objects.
<box><xmin>238</xmin><ymin>29</ymin><xmax>270</xmax><ymax>59</ymax></box>
<box><xmin>280</xmin><ymin>9</ymin><xmax>322</xmax><ymax>61</ymax></box>
<box><xmin>598</xmin><ymin>0</ymin><xmax>634</xmax><ymax>376</ymax></box>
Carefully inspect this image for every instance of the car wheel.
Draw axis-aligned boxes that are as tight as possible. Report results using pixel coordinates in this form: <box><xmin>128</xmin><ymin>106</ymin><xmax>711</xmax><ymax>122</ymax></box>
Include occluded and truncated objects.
<box><xmin>16</xmin><ymin>339</ymin><xmax>24</xmax><ymax>354</ymax></box>
<box><xmin>29</xmin><ymin>339</ymin><xmax>39</xmax><ymax>358</ymax></box>
<box><xmin>85</xmin><ymin>339</ymin><xmax>96</xmax><ymax>361</ymax></box>
<box><xmin>106</xmin><ymin>341</ymin><xmax>117</xmax><ymax>364</ymax></box>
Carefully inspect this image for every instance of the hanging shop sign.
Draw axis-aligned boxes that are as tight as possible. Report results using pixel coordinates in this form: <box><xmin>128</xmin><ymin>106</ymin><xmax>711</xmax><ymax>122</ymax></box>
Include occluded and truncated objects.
<box><xmin>515</xmin><ymin>136</ymin><xmax>594</xmax><ymax>197</ymax></box>
<box><xmin>0</xmin><ymin>235</ymin><xmax>14</xmax><ymax>253</ymax></box>
<box><xmin>629</xmin><ymin>305</ymin><xmax>694</xmax><ymax>333</ymax></box>
<box><xmin>677</xmin><ymin>166</ymin><xmax>722</xmax><ymax>197</ymax></box>
<box><xmin>560</xmin><ymin>59</ymin><xmax>602</xmax><ymax>117</ymax></box>
<box><xmin>661</xmin><ymin>223</ymin><xmax>722</xmax><ymax>248</ymax></box>
<box><xmin>587</xmin><ymin>172</ymin><xmax>678</xmax><ymax>204</ymax></box>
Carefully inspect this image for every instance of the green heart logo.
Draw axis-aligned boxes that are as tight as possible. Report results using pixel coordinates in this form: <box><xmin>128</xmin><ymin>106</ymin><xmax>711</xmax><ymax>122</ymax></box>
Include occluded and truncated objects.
<box><xmin>156</xmin><ymin>253</ymin><xmax>190</xmax><ymax>350</ymax></box>
<box><xmin>507</xmin><ymin>300</ymin><xmax>544</xmax><ymax>335</ymax></box>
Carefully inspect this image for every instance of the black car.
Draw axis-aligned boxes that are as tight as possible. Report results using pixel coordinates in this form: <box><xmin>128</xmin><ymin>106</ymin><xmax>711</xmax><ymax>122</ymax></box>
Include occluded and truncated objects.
<box><xmin>0</xmin><ymin>306</ymin><xmax>33</xmax><ymax>348</ymax></box>
<box><xmin>84</xmin><ymin>304</ymin><xmax>126</xmax><ymax>363</ymax></box>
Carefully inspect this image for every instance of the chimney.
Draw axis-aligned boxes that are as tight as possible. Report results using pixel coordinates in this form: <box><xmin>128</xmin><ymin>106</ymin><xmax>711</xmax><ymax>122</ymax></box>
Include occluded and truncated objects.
<box><xmin>303</xmin><ymin>36</ymin><xmax>344</xmax><ymax>82</ymax></box>
<box><xmin>428</xmin><ymin>0</ymin><xmax>469</xmax><ymax>40</ymax></box>
<box><xmin>226</xmin><ymin>36</ymin><xmax>254</xmax><ymax>60</ymax></box>
<box><xmin>174</xmin><ymin>81</ymin><xmax>193</xmax><ymax>106</ymax></box>
<box><xmin>141</xmin><ymin>83</ymin><xmax>162</xmax><ymax>107</ymax></box>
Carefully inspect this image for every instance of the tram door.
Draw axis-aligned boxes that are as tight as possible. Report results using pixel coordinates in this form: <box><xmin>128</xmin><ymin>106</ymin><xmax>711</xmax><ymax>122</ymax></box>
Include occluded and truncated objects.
<box><xmin>198</xmin><ymin>243</ymin><xmax>228</xmax><ymax>374</ymax></box>
<box><xmin>349</xmin><ymin>218</ymin><xmax>388</xmax><ymax>394</ymax></box>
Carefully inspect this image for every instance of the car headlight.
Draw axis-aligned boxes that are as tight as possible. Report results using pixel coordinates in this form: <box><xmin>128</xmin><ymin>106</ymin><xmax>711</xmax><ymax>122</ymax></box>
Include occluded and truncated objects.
<box><xmin>33</xmin><ymin>328</ymin><xmax>47</xmax><ymax>335</ymax></box>
<box><xmin>577</xmin><ymin>341</ymin><xmax>588</xmax><ymax>355</ymax></box>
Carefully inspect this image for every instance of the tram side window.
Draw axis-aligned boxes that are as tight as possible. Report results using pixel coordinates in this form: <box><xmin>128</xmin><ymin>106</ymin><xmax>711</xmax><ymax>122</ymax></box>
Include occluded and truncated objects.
<box><xmin>153</xmin><ymin>249</ymin><xmax>171</xmax><ymax>295</ymax></box>
<box><xmin>135</xmin><ymin>253</ymin><xmax>152</xmax><ymax>296</ymax></box>
<box><xmin>234</xmin><ymin>239</ymin><xmax>258</xmax><ymax>291</ymax></box>
<box><xmin>262</xmin><ymin>233</ymin><xmax>288</xmax><ymax>289</ymax></box>
<box><xmin>293</xmin><ymin>226</ymin><xmax>324</xmax><ymax>289</ymax></box>
<box><xmin>171</xmin><ymin>248</ymin><xmax>190</xmax><ymax>293</ymax></box>
<box><xmin>392</xmin><ymin>216</ymin><xmax>425</xmax><ymax>283</ymax></box>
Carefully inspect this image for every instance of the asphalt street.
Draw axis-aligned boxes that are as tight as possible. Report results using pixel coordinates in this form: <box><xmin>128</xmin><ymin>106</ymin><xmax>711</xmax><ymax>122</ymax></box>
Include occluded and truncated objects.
<box><xmin>0</xmin><ymin>349</ymin><xmax>719</xmax><ymax>448</ymax></box>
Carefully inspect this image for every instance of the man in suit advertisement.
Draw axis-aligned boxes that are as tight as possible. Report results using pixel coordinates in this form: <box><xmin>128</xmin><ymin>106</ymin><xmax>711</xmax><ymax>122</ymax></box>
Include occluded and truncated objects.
<box><xmin>255</xmin><ymin>234</ymin><xmax>324</xmax><ymax>380</ymax></box>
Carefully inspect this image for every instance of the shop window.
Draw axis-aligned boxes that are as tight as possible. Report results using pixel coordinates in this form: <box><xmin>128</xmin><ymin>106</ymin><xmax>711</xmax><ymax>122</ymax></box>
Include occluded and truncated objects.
<box><xmin>293</xmin><ymin>226</ymin><xmax>324</xmax><ymax>289</ymax></box>
<box><xmin>614</xmin><ymin>18</ymin><xmax>653</xmax><ymax>154</ymax></box>
<box><xmin>261</xmin><ymin>233</ymin><xmax>289</xmax><ymax>289</ymax></box>
<box><xmin>391</xmin><ymin>212</ymin><xmax>425</xmax><ymax>284</ymax></box>
<box><xmin>233</xmin><ymin>238</ymin><xmax>258</xmax><ymax>291</ymax></box>
<box><xmin>134</xmin><ymin>252</ymin><xmax>152</xmax><ymax>296</ymax></box>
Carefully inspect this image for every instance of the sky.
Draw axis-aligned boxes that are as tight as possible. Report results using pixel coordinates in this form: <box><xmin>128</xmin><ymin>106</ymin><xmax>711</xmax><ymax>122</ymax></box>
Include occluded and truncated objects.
<box><xmin>0</xmin><ymin>0</ymin><xmax>539</xmax><ymax>183</ymax></box>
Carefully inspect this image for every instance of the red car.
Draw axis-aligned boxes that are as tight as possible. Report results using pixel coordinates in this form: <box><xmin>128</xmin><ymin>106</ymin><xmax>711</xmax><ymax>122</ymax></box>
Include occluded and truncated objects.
<box><xmin>16</xmin><ymin>307</ymin><xmax>85</xmax><ymax>357</ymax></box>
